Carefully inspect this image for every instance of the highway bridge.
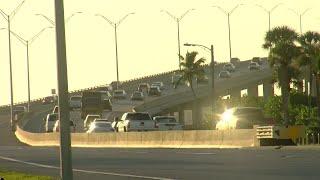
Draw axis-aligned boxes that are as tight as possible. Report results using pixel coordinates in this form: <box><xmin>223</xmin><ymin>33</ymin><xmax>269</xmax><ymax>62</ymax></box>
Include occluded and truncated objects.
<box><xmin>1</xmin><ymin>60</ymin><xmax>320</xmax><ymax>180</ymax></box>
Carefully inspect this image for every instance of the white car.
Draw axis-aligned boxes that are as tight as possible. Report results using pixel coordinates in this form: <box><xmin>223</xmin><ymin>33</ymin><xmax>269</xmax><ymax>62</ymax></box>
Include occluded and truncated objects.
<box><xmin>223</xmin><ymin>63</ymin><xmax>236</xmax><ymax>72</ymax></box>
<box><xmin>69</xmin><ymin>95</ymin><xmax>82</xmax><ymax>109</ymax></box>
<box><xmin>151</xmin><ymin>82</ymin><xmax>164</xmax><ymax>90</ymax></box>
<box><xmin>115</xmin><ymin>112</ymin><xmax>156</xmax><ymax>132</ymax></box>
<box><xmin>153</xmin><ymin>116</ymin><xmax>183</xmax><ymax>131</ymax></box>
<box><xmin>113</xmin><ymin>89</ymin><xmax>127</xmax><ymax>99</ymax></box>
<box><xmin>53</xmin><ymin>120</ymin><xmax>76</xmax><ymax>133</ymax></box>
<box><xmin>248</xmin><ymin>62</ymin><xmax>261</xmax><ymax>70</ymax></box>
<box><xmin>219</xmin><ymin>71</ymin><xmax>231</xmax><ymax>78</ymax></box>
<box><xmin>44</xmin><ymin>113</ymin><xmax>58</xmax><ymax>132</ymax></box>
<box><xmin>84</xmin><ymin>114</ymin><xmax>101</xmax><ymax>129</ymax></box>
<box><xmin>86</xmin><ymin>121</ymin><xmax>114</xmax><ymax>133</ymax></box>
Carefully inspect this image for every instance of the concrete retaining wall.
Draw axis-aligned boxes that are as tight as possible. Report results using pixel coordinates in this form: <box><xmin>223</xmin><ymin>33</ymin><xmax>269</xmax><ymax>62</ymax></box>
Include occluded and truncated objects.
<box><xmin>15</xmin><ymin>126</ymin><xmax>257</xmax><ymax>148</ymax></box>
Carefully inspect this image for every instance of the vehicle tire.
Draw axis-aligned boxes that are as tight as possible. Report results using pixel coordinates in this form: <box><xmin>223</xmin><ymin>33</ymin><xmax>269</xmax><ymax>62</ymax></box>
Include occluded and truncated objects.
<box><xmin>124</xmin><ymin>127</ymin><xmax>127</xmax><ymax>132</ymax></box>
<box><xmin>115</xmin><ymin>127</ymin><xmax>119</xmax><ymax>132</ymax></box>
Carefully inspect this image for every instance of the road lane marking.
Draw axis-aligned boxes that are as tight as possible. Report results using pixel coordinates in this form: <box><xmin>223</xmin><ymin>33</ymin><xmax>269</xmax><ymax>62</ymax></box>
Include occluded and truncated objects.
<box><xmin>176</xmin><ymin>152</ymin><xmax>217</xmax><ymax>155</ymax></box>
<box><xmin>0</xmin><ymin>155</ymin><xmax>174</xmax><ymax>180</ymax></box>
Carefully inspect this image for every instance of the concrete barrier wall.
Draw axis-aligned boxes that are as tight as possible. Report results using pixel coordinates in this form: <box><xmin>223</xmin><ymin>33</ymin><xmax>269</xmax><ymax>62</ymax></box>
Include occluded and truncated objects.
<box><xmin>15</xmin><ymin>126</ymin><xmax>257</xmax><ymax>148</ymax></box>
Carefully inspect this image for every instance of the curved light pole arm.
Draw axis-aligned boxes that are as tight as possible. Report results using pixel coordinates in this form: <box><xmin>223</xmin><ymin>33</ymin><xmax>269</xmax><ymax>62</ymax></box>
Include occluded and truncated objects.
<box><xmin>184</xmin><ymin>43</ymin><xmax>210</xmax><ymax>51</ymax></box>
<box><xmin>10</xmin><ymin>30</ymin><xmax>27</xmax><ymax>45</ymax></box>
<box><xmin>117</xmin><ymin>12</ymin><xmax>135</xmax><ymax>26</ymax></box>
<box><xmin>302</xmin><ymin>8</ymin><xmax>311</xmax><ymax>16</ymax></box>
<box><xmin>35</xmin><ymin>13</ymin><xmax>55</xmax><ymax>25</ymax></box>
<box><xmin>161</xmin><ymin>10</ymin><xmax>178</xmax><ymax>21</ymax></box>
<box><xmin>29</xmin><ymin>26</ymin><xmax>54</xmax><ymax>44</ymax></box>
<box><xmin>270</xmin><ymin>3</ymin><xmax>282</xmax><ymax>12</ymax></box>
<box><xmin>229</xmin><ymin>4</ymin><xmax>244</xmax><ymax>15</ymax></box>
<box><xmin>179</xmin><ymin>9</ymin><xmax>195</xmax><ymax>21</ymax></box>
<box><xmin>10</xmin><ymin>0</ymin><xmax>25</xmax><ymax>19</ymax></box>
<box><xmin>212</xmin><ymin>5</ymin><xmax>228</xmax><ymax>15</ymax></box>
<box><xmin>288</xmin><ymin>8</ymin><xmax>299</xmax><ymax>16</ymax></box>
<box><xmin>255</xmin><ymin>4</ymin><xmax>268</xmax><ymax>13</ymax></box>
<box><xmin>95</xmin><ymin>14</ymin><xmax>115</xmax><ymax>27</ymax></box>
<box><xmin>0</xmin><ymin>9</ymin><xmax>9</xmax><ymax>20</ymax></box>
<box><xmin>65</xmin><ymin>12</ymin><xmax>83</xmax><ymax>24</ymax></box>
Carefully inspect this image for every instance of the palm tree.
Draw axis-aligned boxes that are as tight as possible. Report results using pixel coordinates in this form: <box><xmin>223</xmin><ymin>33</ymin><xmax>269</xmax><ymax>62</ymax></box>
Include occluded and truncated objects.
<box><xmin>175</xmin><ymin>51</ymin><xmax>206</xmax><ymax>97</ymax></box>
<box><xmin>263</xmin><ymin>26</ymin><xmax>301</xmax><ymax>125</ymax></box>
<box><xmin>297</xmin><ymin>31</ymin><xmax>320</xmax><ymax>122</ymax></box>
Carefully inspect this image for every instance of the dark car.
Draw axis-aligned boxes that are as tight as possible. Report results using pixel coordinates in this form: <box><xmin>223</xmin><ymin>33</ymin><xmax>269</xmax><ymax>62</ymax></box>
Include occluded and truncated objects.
<box><xmin>131</xmin><ymin>91</ymin><xmax>144</xmax><ymax>101</ymax></box>
<box><xmin>138</xmin><ymin>83</ymin><xmax>150</xmax><ymax>92</ymax></box>
<box><xmin>148</xmin><ymin>86</ymin><xmax>161</xmax><ymax>96</ymax></box>
<box><xmin>251</xmin><ymin>57</ymin><xmax>263</xmax><ymax>65</ymax></box>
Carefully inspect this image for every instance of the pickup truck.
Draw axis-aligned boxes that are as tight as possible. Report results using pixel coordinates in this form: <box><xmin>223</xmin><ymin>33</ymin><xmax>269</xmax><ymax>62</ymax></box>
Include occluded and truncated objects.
<box><xmin>81</xmin><ymin>91</ymin><xmax>103</xmax><ymax>120</ymax></box>
<box><xmin>115</xmin><ymin>112</ymin><xmax>156</xmax><ymax>132</ymax></box>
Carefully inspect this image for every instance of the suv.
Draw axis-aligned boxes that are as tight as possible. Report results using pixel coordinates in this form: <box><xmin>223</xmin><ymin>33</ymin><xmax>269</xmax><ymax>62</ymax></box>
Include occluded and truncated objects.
<box><xmin>219</xmin><ymin>71</ymin><xmax>231</xmax><ymax>78</ymax></box>
<box><xmin>115</xmin><ymin>112</ymin><xmax>156</xmax><ymax>132</ymax></box>
<box><xmin>131</xmin><ymin>91</ymin><xmax>144</xmax><ymax>101</ymax></box>
<box><xmin>138</xmin><ymin>83</ymin><xmax>150</xmax><ymax>92</ymax></box>
<box><xmin>148</xmin><ymin>86</ymin><xmax>161</xmax><ymax>96</ymax></box>
<box><xmin>216</xmin><ymin>107</ymin><xmax>265</xmax><ymax>130</ymax></box>
<box><xmin>69</xmin><ymin>95</ymin><xmax>82</xmax><ymax>109</ymax></box>
<box><xmin>44</xmin><ymin>113</ymin><xmax>58</xmax><ymax>132</ymax></box>
<box><xmin>230</xmin><ymin>57</ymin><xmax>240</xmax><ymax>64</ymax></box>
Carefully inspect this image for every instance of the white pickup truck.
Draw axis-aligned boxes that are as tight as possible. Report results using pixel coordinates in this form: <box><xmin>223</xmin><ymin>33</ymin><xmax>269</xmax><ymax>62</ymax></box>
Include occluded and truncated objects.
<box><xmin>115</xmin><ymin>112</ymin><xmax>156</xmax><ymax>132</ymax></box>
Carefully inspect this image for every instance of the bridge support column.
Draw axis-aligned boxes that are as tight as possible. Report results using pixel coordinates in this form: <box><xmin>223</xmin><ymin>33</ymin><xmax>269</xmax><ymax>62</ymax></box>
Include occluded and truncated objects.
<box><xmin>230</xmin><ymin>89</ymin><xmax>241</xmax><ymax>100</ymax></box>
<box><xmin>248</xmin><ymin>85</ymin><xmax>258</xmax><ymax>97</ymax></box>
<box><xmin>263</xmin><ymin>82</ymin><xmax>274</xmax><ymax>101</ymax></box>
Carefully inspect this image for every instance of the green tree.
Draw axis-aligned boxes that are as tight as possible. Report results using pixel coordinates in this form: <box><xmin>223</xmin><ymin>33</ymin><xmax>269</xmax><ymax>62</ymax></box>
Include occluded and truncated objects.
<box><xmin>263</xmin><ymin>26</ymin><xmax>301</xmax><ymax>124</ymax></box>
<box><xmin>175</xmin><ymin>51</ymin><xmax>206</xmax><ymax>97</ymax></box>
<box><xmin>297</xmin><ymin>31</ymin><xmax>320</xmax><ymax>121</ymax></box>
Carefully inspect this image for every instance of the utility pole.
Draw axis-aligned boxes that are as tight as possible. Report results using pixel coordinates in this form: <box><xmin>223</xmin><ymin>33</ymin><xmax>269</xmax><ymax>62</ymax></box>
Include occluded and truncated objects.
<box><xmin>54</xmin><ymin>0</ymin><xmax>73</xmax><ymax>179</ymax></box>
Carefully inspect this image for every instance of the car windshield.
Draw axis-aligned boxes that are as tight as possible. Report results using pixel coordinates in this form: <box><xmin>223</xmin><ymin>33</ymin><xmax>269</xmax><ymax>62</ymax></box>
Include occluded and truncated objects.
<box><xmin>156</xmin><ymin>117</ymin><xmax>176</xmax><ymax>123</ymax></box>
<box><xmin>126</xmin><ymin>113</ymin><xmax>151</xmax><ymax>120</ymax></box>
<box><xmin>94</xmin><ymin>122</ymin><xmax>112</xmax><ymax>128</ymax></box>
<box><xmin>114</xmin><ymin>91</ymin><xmax>123</xmax><ymax>95</ymax></box>
<box><xmin>48</xmin><ymin>114</ymin><xmax>58</xmax><ymax>121</ymax></box>
<box><xmin>70</xmin><ymin>96</ymin><xmax>81</xmax><ymax>101</ymax></box>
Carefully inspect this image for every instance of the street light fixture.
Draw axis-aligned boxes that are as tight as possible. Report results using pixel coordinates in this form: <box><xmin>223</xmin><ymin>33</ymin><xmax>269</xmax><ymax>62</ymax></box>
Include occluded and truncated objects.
<box><xmin>0</xmin><ymin>0</ymin><xmax>26</xmax><ymax>130</ymax></box>
<box><xmin>95</xmin><ymin>12</ymin><xmax>135</xmax><ymax>90</ymax></box>
<box><xmin>255</xmin><ymin>3</ymin><xmax>282</xmax><ymax>31</ymax></box>
<box><xmin>161</xmin><ymin>9</ymin><xmax>195</xmax><ymax>70</ymax></box>
<box><xmin>184</xmin><ymin>43</ymin><xmax>215</xmax><ymax>122</ymax></box>
<box><xmin>212</xmin><ymin>4</ymin><xmax>243</xmax><ymax>62</ymax></box>
<box><xmin>35</xmin><ymin>12</ymin><xmax>83</xmax><ymax>26</ymax></box>
<box><xmin>4</xmin><ymin>27</ymin><xmax>53</xmax><ymax>112</ymax></box>
<box><xmin>288</xmin><ymin>8</ymin><xmax>311</xmax><ymax>34</ymax></box>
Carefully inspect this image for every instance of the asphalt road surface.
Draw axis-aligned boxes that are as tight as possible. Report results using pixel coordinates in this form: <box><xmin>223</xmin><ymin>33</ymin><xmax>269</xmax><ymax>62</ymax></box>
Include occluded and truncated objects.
<box><xmin>0</xmin><ymin>146</ymin><xmax>320</xmax><ymax>180</ymax></box>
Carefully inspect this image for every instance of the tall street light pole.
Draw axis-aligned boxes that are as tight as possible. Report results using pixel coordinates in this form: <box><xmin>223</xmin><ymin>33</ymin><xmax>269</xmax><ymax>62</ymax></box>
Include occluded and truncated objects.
<box><xmin>0</xmin><ymin>0</ymin><xmax>26</xmax><ymax>131</ymax></box>
<box><xmin>95</xmin><ymin>12</ymin><xmax>135</xmax><ymax>90</ymax></box>
<box><xmin>54</xmin><ymin>0</ymin><xmax>73</xmax><ymax>179</ymax></box>
<box><xmin>289</xmin><ymin>7</ymin><xmax>312</xmax><ymax>118</ymax></box>
<box><xmin>184</xmin><ymin>43</ymin><xmax>215</xmax><ymax>121</ymax></box>
<box><xmin>255</xmin><ymin>3</ymin><xmax>282</xmax><ymax>31</ymax></box>
<box><xmin>161</xmin><ymin>9</ymin><xmax>195</xmax><ymax>70</ymax></box>
<box><xmin>288</xmin><ymin>8</ymin><xmax>311</xmax><ymax>34</ymax></box>
<box><xmin>212</xmin><ymin>4</ymin><xmax>243</xmax><ymax>62</ymax></box>
<box><xmin>6</xmin><ymin>27</ymin><xmax>53</xmax><ymax>112</ymax></box>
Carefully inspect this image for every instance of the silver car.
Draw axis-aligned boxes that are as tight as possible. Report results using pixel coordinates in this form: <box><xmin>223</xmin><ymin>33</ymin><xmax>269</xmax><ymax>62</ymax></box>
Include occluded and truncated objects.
<box><xmin>44</xmin><ymin>113</ymin><xmax>58</xmax><ymax>132</ymax></box>
<box><xmin>219</xmin><ymin>71</ymin><xmax>231</xmax><ymax>78</ymax></box>
<box><xmin>153</xmin><ymin>116</ymin><xmax>183</xmax><ymax>131</ymax></box>
<box><xmin>87</xmin><ymin>121</ymin><xmax>114</xmax><ymax>133</ymax></box>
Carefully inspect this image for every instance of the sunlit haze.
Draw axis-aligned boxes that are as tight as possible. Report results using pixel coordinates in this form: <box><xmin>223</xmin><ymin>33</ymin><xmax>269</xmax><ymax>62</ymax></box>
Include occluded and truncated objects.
<box><xmin>0</xmin><ymin>0</ymin><xmax>319</xmax><ymax>105</ymax></box>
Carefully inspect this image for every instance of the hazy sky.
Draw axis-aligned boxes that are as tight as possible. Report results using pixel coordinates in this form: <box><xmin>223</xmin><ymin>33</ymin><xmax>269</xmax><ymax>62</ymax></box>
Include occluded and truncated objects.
<box><xmin>0</xmin><ymin>0</ymin><xmax>319</xmax><ymax>105</ymax></box>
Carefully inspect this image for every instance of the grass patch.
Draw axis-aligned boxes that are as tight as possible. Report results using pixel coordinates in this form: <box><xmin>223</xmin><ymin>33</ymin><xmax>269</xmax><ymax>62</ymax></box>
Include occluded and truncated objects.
<box><xmin>0</xmin><ymin>169</ymin><xmax>57</xmax><ymax>180</ymax></box>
